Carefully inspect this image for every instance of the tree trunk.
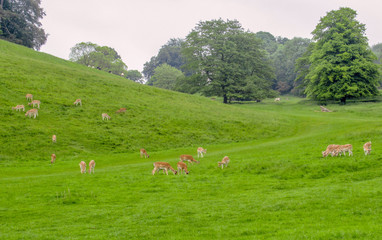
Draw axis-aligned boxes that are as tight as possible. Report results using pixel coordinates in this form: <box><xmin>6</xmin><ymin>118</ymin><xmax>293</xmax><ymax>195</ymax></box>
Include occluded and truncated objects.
<box><xmin>340</xmin><ymin>97</ymin><xmax>346</xmax><ymax>105</ymax></box>
<box><xmin>223</xmin><ymin>94</ymin><xmax>228</xmax><ymax>104</ymax></box>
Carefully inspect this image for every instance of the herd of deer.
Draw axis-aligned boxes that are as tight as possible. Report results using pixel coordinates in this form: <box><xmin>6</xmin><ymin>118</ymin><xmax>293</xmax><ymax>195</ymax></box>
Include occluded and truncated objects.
<box><xmin>322</xmin><ymin>141</ymin><xmax>372</xmax><ymax>157</ymax></box>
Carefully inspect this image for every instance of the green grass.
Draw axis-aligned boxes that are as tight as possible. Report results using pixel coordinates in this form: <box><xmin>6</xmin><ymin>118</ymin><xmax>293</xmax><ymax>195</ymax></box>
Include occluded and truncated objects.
<box><xmin>1</xmin><ymin>40</ymin><xmax>382</xmax><ymax>239</ymax></box>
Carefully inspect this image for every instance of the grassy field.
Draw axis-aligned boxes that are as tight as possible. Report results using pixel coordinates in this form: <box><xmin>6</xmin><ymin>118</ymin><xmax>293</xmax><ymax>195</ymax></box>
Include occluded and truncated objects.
<box><xmin>1</xmin><ymin>40</ymin><xmax>382</xmax><ymax>239</ymax></box>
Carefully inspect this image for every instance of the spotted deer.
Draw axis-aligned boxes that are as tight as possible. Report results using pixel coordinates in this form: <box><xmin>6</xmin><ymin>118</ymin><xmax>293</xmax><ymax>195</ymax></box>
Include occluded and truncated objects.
<box><xmin>197</xmin><ymin>147</ymin><xmax>207</xmax><ymax>158</ymax></box>
<box><xmin>322</xmin><ymin>144</ymin><xmax>339</xmax><ymax>157</ymax></box>
<box><xmin>180</xmin><ymin>155</ymin><xmax>200</xmax><ymax>164</ymax></box>
<box><xmin>89</xmin><ymin>160</ymin><xmax>96</xmax><ymax>174</ymax></box>
<box><xmin>177</xmin><ymin>161</ymin><xmax>189</xmax><ymax>175</ymax></box>
<box><xmin>363</xmin><ymin>141</ymin><xmax>371</xmax><ymax>155</ymax></box>
<box><xmin>274</xmin><ymin>97</ymin><xmax>280</xmax><ymax>102</ymax></box>
<box><xmin>26</xmin><ymin>94</ymin><xmax>33</xmax><ymax>101</ymax></box>
<box><xmin>102</xmin><ymin>113</ymin><xmax>111</xmax><ymax>121</ymax></box>
<box><xmin>152</xmin><ymin>162</ymin><xmax>177</xmax><ymax>175</ymax></box>
<box><xmin>140</xmin><ymin>148</ymin><xmax>150</xmax><ymax>158</ymax></box>
<box><xmin>116</xmin><ymin>108</ymin><xmax>126</xmax><ymax>113</ymax></box>
<box><xmin>218</xmin><ymin>156</ymin><xmax>230</xmax><ymax>169</ymax></box>
<box><xmin>52</xmin><ymin>135</ymin><xmax>56</xmax><ymax>143</ymax></box>
<box><xmin>50</xmin><ymin>154</ymin><xmax>56</xmax><ymax>164</ymax></box>
<box><xmin>79</xmin><ymin>161</ymin><xmax>86</xmax><ymax>174</ymax></box>
<box><xmin>338</xmin><ymin>144</ymin><xmax>353</xmax><ymax>156</ymax></box>
<box><xmin>12</xmin><ymin>105</ymin><xmax>25</xmax><ymax>111</ymax></box>
<box><xmin>28</xmin><ymin>100</ymin><xmax>41</xmax><ymax>109</ymax></box>
<box><xmin>25</xmin><ymin>109</ymin><xmax>38</xmax><ymax>118</ymax></box>
<box><xmin>73</xmin><ymin>99</ymin><xmax>82</xmax><ymax>106</ymax></box>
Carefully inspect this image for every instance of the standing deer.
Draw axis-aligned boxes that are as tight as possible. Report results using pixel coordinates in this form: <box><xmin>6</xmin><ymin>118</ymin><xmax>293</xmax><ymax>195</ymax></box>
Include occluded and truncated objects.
<box><xmin>28</xmin><ymin>100</ymin><xmax>41</xmax><ymax>109</ymax></box>
<box><xmin>89</xmin><ymin>160</ymin><xmax>96</xmax><ymax>174</ymax></box>
<box><xmin>177</xmin><ymin>161</ymin><xmax>189</xmax><ymax>175</ymax></box>
<box><xmin>363</xmin><ymin>141</ymin><xmax>372</xmax><ymax>155</ymax></box>
<box><xmin>79</xmin><ymin>161</ymin><xmax>86</xmax><ymax>174</ymax></box>
<box><xmin>116</xmin><ymin>108</ymin><xmax>126</xmax><ymax>113</ymax></box>
<box><xmin>12</xmin><ymin>105</ymin><xmax>25</xmax><ymax>111</ymax></box>
<box><xmin>102</xmin><ymin>113</ymin><xmax>111</xmax><ymax>121</ymax></box>
<box><xmin>140</xmin><ymin>148</ymin><xmax>150</xmax><ymax>158</ymax></box>
<box><xmin>51</xmin><ymin>154</ymin><xmax>56</xmax><ymax>164</ymax></box>
<box><xmin>52</xmin><ymin>135</ymin><xmax>57</xmax><ymax>143</ymax></box>
<box><xmin>218</xmin><ymin>156</ymin><xmax>230</xmax><ymax>169</ymax></box>
<box><xmin>152</xmin><ymin>162</ymin><xmax>177</xmax><ymax>175</ymax></box>
<box><xmin>197</xmin><ymin>147</ymin><xmax>207</xmax><ymax>158</ymax></box>
<box><xmin>26</xmin><ymin>94</ymin><xmax>33</xmax><ymax>101</ymax></box>
<box><xmin>180</xmin><ymin>155</ymin><xmax>200</xmax><ymax>164</ymax></box>
<box><xmin>25</xmin><ymin>109</ymin><xmax>38</xmax><ymax>118</ymax></box>
<box><xmin>73</xmin><ymin>99</ymin><xmax>82</xmax><ymax>106</ymax></box>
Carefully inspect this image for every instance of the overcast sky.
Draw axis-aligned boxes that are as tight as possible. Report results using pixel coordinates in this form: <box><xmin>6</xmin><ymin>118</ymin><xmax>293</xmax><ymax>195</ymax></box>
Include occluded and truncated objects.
<box><xmin>40</xmin><ymin>0</ymin><xmax>382</xmax><ymax>72</ymax></box>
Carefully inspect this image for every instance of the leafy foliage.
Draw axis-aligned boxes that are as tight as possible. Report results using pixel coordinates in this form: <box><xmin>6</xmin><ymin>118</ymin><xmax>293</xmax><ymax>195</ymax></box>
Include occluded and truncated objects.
<box><xmin>148</xmin><ymin>63</ymin><xmax>184</xmax><ymax>90</ymax></box>
<box><xmin>126</xmin><ymin>70</ymin><xmax>143</xmax><ymax>83</ymax></box>
<box><xmin>0</xmin><ymin>0</ymin><xmax>47</xmax><ymax>50</ymax></box>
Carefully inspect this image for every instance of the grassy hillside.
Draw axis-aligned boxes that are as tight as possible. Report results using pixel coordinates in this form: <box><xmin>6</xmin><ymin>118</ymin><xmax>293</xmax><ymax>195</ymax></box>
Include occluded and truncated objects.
<box><xmin>0</xmin><ymin>39</ymin><xmax>293</xmax><ymax>163</ymax></box>
<box><xmin>2</xmin><ymin>40</ymin><xmax>382</xmax><ymax>239</ymax></box>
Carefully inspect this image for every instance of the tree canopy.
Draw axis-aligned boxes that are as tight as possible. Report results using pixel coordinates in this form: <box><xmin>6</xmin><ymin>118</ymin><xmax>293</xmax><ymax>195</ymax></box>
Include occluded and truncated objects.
<box><xmin>148</xmin><ymin>64</ymin><xmax>184</xmax><ymax>90</ymax></box>
<box><xmin>182</xmin><ymin>19</ymin><xmax>275</xmax><ymax>103</ymax></box>
<box><xmin>299</xmin><ymin>7</ymin><xmax>380</xmax><ymax>104</ymax></box>
<box><xmin>0</xmin><ymin>0</ymin><xmax>47</xmax><ymax>50</ymax></box>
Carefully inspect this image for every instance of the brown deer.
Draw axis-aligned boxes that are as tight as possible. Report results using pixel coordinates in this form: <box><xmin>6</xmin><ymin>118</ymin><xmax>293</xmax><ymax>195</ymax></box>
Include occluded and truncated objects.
<box><xmin>28</xmin><ymin>100</ymin><xmax>41</xmax><ymax>109</ymax></box>
<box><xmin>89</xmin><ymin>160</ymin><xmax>96</xmax><ymax>174</ymax></box>
<box><xmin>73</xmin><ymin>99</ymin><xmax>82</xmax><ymax>106</ymax></box>
<box><xmin>180</xmin><ymin>154</ymin><xmax>200</xmax><ymax>164</ymax></box>
<box><xmin>52</xmin><ymin>135</ymin><xmax>56</xmax><ymax>143</ymax></box>
<box><xmin>12</xmin><ymin>105</ymin><xmax>25</xmax><ymax>111</ymax></box>
<box><xmin>79</xmin><ymin>161</ymin><xmax>86</xmax><ymax>174</ymax></box>
<box><xmin>363</xmin><ymin>141</ymin><xmax>372</xmax><ymax>155</ymax></box>
<box><xmin>26</xmin><ymin>94</ymin><xmax>33</xmax><ymax>101</ymax></box>
<box><xmin>25</xmin><ymin>109</ymin><xmax>38</xmax><ymax>118</ymax></box>
<box><xmin>50</xmin><ymin>154</ymin><xmax>56</xmax><ymax>164</ymax></box>
<box><xmin>197</xmin><ymin>147</ymin><xmax>207</xmax><ymax>158</ymax></box>
<box><xmin>116</xmin><ymin>108</ymin><xmax>126</xmax><ymax>113</ymax></box>
<box><xmin>152</xmin><ymin>162</ymin><xmax>177</xmax><ymax>175</ymax></box>
<box><xmin>218</xmin><ymin>156</ymin><xmax>230</xmax><ymax>169</ymax></box>
<box><xmin>177</xmin><ymin>161</ymin><xmax>189</xmax><ymax>175</ymax></box>
<box><xmin>322</xmin><ymin>144</ymin><xmax>339</xmax><ymax>157</ymax></box>
<box><xmin>140</xmin><ymin>148</ymin><xmax>150</xmax><ymax>158</ymax></box>
<box><xmin>102</xmin><ymin>113</ymin><xmax>111</xmax><ymax>121</ymax></box>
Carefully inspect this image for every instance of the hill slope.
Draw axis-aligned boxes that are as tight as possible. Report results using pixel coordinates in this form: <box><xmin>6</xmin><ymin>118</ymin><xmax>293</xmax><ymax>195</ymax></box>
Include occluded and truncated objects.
<box><xmin>0</xmin><ymin>40</ymin><xmax>293</xmax><ymax>162</ymax></box>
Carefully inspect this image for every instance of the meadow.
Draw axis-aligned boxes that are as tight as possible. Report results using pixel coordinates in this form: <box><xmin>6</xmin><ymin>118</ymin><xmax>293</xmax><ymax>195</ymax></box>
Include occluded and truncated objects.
<box><xmin>1</xmin><ymin>40</ymin><xmax>382</xmax><ymax>239</ymax></box>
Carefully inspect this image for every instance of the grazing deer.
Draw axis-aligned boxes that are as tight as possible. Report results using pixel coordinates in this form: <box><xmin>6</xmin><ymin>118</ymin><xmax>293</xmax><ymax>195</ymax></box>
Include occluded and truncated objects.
<box><xmin>177</xmin><ymin>161</ymin><xmax>189</xmax><ymax>175</ymax></box>
<box><xmin>218</xmin><ymin>156</ymin><xmax>230</xmax><ymax>169</ymax></box>
<box><xmin>52</xmin><ymin>135</ymin><xmax>56</xmax><ymax>143</ymax></box>
<box><xmin>73</xmin><ymin>99</ymin><xmax>82</xmax><ymax>106</ymax></box>
<box><xmin>152</xmin><ymin>162</ymin><xmax>177</xmax><ymax>175</ymax></box>
<box><xmin>197</xmin><ymin>147</ymin><xmax>207</xmax><ymax>158</ymax></box>
<box><xmin>140</xmin><ymin>148</ymin><xmax>150</xmax><ymax>158</ymax></box>
<box><xmin>180</xmin><ymin>154</ymin><xmax>200</xmax><ymax>164</ymax></box>
<box><xmin>102</xmin><ymin>113</ymin><xmax>111</xmax><ymax>121</ymax></box>
<box><xmin>51</xmin><ymin>154</ymin><xmax>56</xmax><ymax>164</ymax></box>
<box><xmin>28</xmin><ymin>100</ymin><xmax>41</xmax><ymax>109</ymax></box>
<box><xmin>26</xmin><ymin>94</ymin><xmax>33</xmax><ymax>101</ymax></box>
<box><xmin>12</xmin><ymin>105</ymin><xmax>25</xmax><ymax>111</ymax></box>
<box><xmin>339</xmin><ymin>144</ymin><xmax>353</xmax><ymax>156</ymax></box>
<box><xmin>274</xmin><ymin>97</ymin><xmax>281</xmax><ymax>102</ymax></box>
<box><xmin>25</xmin><ymin>109</ymin><xmax>38</xmax><ymax>118</ymax></box>
<box><xmin>363</xmin><ymin>141</ymin><xmax>371</xmax><ymax>155</ymax></box>
<box><xmin>79</xmin><ymin>161</ymin><xmax>86</xmax><ymax>174</ymax></box>
<box><xmin>89</xmin><ymin>160</ymin><xmax>96</xmax><ymax>174</ymax></box>
<box><xmin>322</xmin><ymin>144</ymin><xmax>339</xmax><ymax>157</ymax></box>
<box><xmin>116</xmin><ymin>108</ymin><xmax>126</xmax><ymax>113</ymax></box>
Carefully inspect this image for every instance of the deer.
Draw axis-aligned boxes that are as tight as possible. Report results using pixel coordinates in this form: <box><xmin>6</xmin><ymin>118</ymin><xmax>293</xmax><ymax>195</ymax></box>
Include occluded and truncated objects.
<box><xmin>177</xmin><ymin>161</ymin><xmax>189</xmax><ymax>175</ymax></box>
<box><xmin>12</xmin><ymin>105</ymin><xmax>25</xmax><ymax>111</ymax></box>
<box><xmin>89</xmin><ymin>160</ymin><xmax>96</xmax><ymax>174</ymax></box>
<box><xmin>180</xmin><ymin>154</ymin><xmax>200</xmax><ymax>164</ymax></box>
<box><xmin>28</xmin><ymin>100</ymin><xmax>41</xmax><ymax>109</ymax></box>
<box><xmin>218</xmin><ymin>156</ymin><xmax>230</xmax><ymax>169</ymax></box>
<box><xmin>52</xmin><ymin>135</ymin><xmax>56</xmax><ymax>143</ymax></box>
<box><xmin>274</xmin><ymin>97</ymin><xmax>280</xmax><ymax>102</ymax></box>
<box><xmin>140</xmin><ymin>148</ymin><xmax>150</xmax><ymax>158</ymax></box>
<box><xmin>338</xmin><ymin>144</ymin><xmax>353</xmax><ymax>156</ymax></box>
<box><xmin>26</xmin><ymin>94</ymin><xmax>33</xmax><ymax>101</ymax></box>
<box><xmin>197</xmin><ymin>147</ymin><xmax>207</xmax><ymax>158</ymax></box>
<box><xmin>73</xmin><ymin>99</ymin><xmax>82</xmax><ymax>106</ymax></box>
<box><xmin>102</xmin><ymin>113</ymin><xmax>111</xmax><ymax>121</ymax></box>
<box><xmin>322</xmin><ymin>144</ymin><xmax>339</xmax><ymax>157</ymax></box>
<box><xmin>363</xmin><ymin>141</ymin><xmax>372</xmax><ymax>155</ymax></box>
<box><xmin>25</xmin><ymin>109</ymin><xmax>38</xmax><ymax>118</ymax></box>
<box><xmin>50</xmin><ymin>154</ymin><xmax>56</xmax><ymax>164</ymax></box>
<box><xmin>116</xmin><ymin>108</ymin><xmax>126</xmax><ymax>113</ymax></box>
<box><xmin>152</xmin><ymin>162</ymin><xmax>177</xmax><ymax>175</ymax></box>
<box><xmin>79</xmin><ymin>161</ymin><xmax>86</xmax><ymax>174</ymax></box>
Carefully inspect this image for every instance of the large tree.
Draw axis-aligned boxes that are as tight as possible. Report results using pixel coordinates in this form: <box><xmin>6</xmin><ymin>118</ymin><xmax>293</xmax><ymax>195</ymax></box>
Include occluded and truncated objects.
<box><xmin>148</xmin><ymin>63</ymin><xmax>184</xmax><ymax>90</ymax></box>
<box><xmin>301</xmin><ymin>7</ymin><xmax>380</xmax><ymax>104</ymax></box>
<box><xmin>0</xmin><ymin>0</ymin><xmax>47</xmax><ymax>50</ymax></box>
<box><xmin>182</xmin><ymin>19</ymin><xmax>274</xmax><ymax>103</ymax></box>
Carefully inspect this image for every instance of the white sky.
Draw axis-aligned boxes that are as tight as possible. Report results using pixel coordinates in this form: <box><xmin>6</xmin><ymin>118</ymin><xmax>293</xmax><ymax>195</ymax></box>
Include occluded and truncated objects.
<box><xmin>40</xmin><ymin>0</ymin><xmax>382</xmax><ymax>72</ymax></box>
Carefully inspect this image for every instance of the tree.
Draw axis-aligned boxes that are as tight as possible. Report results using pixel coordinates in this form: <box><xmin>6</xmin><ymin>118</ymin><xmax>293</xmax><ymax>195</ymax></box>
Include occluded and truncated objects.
<box><xmin>69</xmin><ymin>42</ymin><xmax>128</xmax><ymax>76</ymax></box>
<box><xmin>126</xmin><ymin>70</ymin><xmax>143</xmax><ymax>83</ymax></box>
<box><xmin>0</xmin><ymin>0</ymin><xmax>47</xmax><ymax>50</ymax></box>
<box><xmin>301</xmin><ymin>7</ymin><xmax>380</xmax><ymax>104</ymax></box>
<box><xmin>371</xmin><ymin>43</ymin><xmax>382</xmax><ymax>64</ymax></box>
<box><xmin>182</xmin><ymin>19</ymin><xmax>274</xmax><ymax>103</ymax></box>
<box><xmin>149</xmin><ymin>64</ymin><xmax>184</xmax><ymax>90</ymax></box>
